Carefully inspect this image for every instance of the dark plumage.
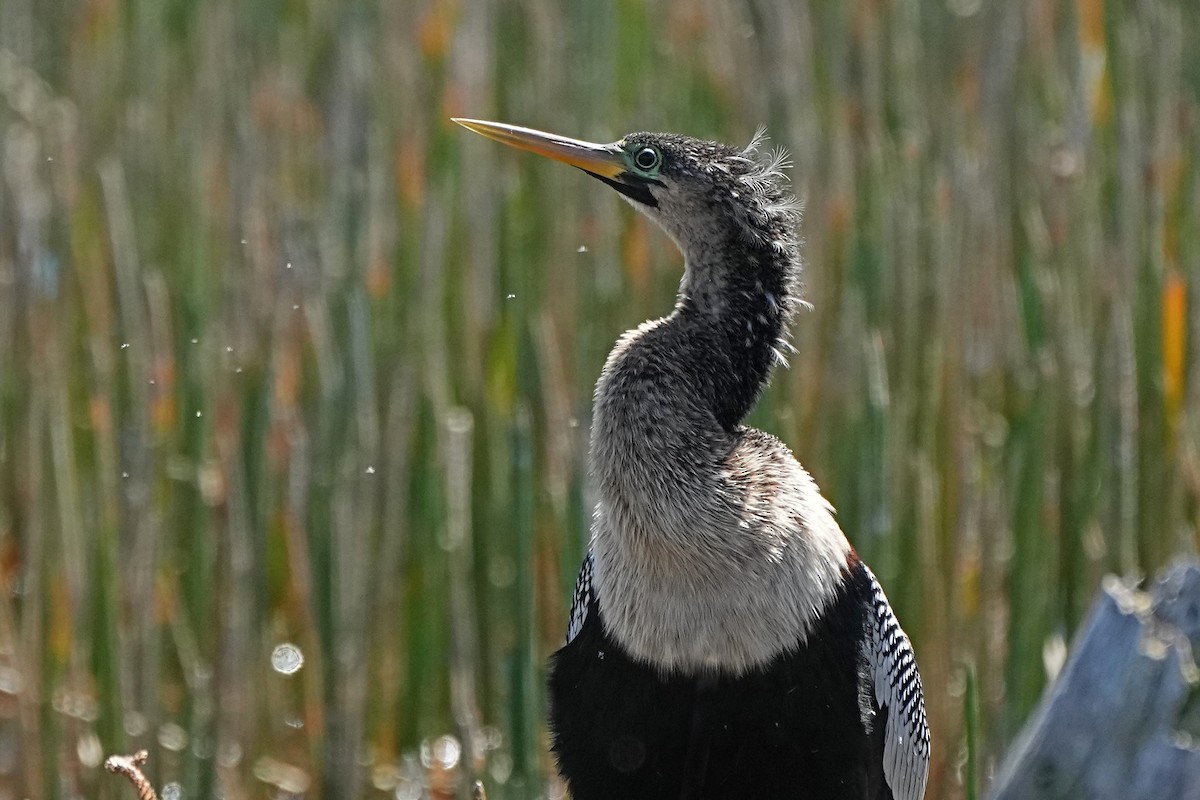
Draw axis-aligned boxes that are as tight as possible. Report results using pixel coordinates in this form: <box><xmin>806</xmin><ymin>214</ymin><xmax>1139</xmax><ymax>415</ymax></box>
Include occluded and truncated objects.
<box><xmin>552</xmin><ymin>553</ymin><xmax>891</xmax><ymax>800</ymax></box>
<box><xmin>453</xmin><ymin>118</ymin><xmax>930</xmax><ymax>800</ymax></box>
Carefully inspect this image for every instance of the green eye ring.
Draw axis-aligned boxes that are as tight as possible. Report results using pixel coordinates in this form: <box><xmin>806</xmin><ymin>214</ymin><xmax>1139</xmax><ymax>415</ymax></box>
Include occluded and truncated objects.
<box><xmin>633</xmin><ymin>146</ymin><xmax>662</xmax><ymax>172</ymax></box>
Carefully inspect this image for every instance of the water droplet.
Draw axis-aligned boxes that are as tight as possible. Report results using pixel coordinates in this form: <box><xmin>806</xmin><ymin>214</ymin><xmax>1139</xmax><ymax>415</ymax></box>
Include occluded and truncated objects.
<box><xmin>420</xmin><ymin>735</ymin><xmax>462</xmax><ymax>771</ymax></box>
<box><xmin>481</xmin><ymin>725</ymin><xmax>503</xmax><ymax>751</ymax></box>
<box><xmin>52</xmin><ymin>688</ymin><xmax>98</xmax><ymax>721</ymax></box>
<box><xmin>286</xmin><ymin>262</ymin><xmax>293</xmax><ymax>269</ymax></box>
<box><xmin>292</xmin><ymin>304</ymin><xmax>300</xmax><ymax>310</ymax></box>
<box><xmin>218</xmin><ymin>739</ymin><xmax>243</xmax><ymax>768</ymax></box>
<box><xmin>195</xmin><ymin>411</ymin><xmax>202</xmax><ymax>418</ymax></box>
<box><xmin>252</xmin><ymin>756</ymin><xmax>310</xmax><ymax>794</ymax></box>
<box><xmin>577</xmin><ymin>245</ymin><xmax>588</xmax><ymax>253</ymax></box>
<box><xmin>371</xmin><ymin>763</ymin><xmax>401</xmax><ymax>791</ymax></box>
<box><xmin>285</xmin><ymin>716</ymin><xmax>304</xmax><ymax>729</ymax></box>
<box><xmin>77</xmin><ymin>732</ymin><xmax>103</xmax><ymax>767</ymax></box>
<box><xmin>489</xmin><ymin>752</ymin><xmax>513</xmax><ymax>784</ymax></box>
<box><xmin>190</xmin><ymin>338</ymin><xmax>198</xmax><ymax>344</ymax></box>
<box><xmin>506</xmin><ymin>293</ymin><xmax>516</xmax><ymax>299</ymax></box>
<box><xmin>162</xmin><ymin>782</ymin><xmax>183</xmax><ymax>800</ymax></box>
<box><xmin>120</xmin><ymin>343</ymin><xmax>130</xmax><ymax>350</ymax></box>
<box><xmin>192</xmin><ymin>732</ymin><xmax>214</xmax><ymax>760</ymax></box>
<box><xmin>240</xmin><ymin>239</ymin><xmax>247</xmax><ymax>245</ymax></box>
<box><xmin>148</xmin><ymin>379</ymin><xmax>156</xmax><ymax>385</ymax></box>
<box><xmin>365</xmin><ymin>466</ymin><xmax>375</xmax><ymax>475</ymax></box>
<box><xmin>947</xmin><ymin>0</ymin><xmax>983</xmax><ymax>16</ymax></box>
<box><xmin>123</xmin><ymin>711</ymin><xmax>148</xmax><ymax>737</ymax></box>
<box><xmin>121</xmin><ymin>472</ymin><xmax>129</xmax><ymax>479</ymax></box>
<box><xmin>271</xmin><ymin>643</ymin><xmax>304</xmax><ymax>675</ymax></box>
<box><xmin>0</xmin><ymin>665</ymin><xmax>24</xmax><ymax>694</ymax></box>
<box><xmin>225</xmin><ymin>346</ymin><xmax>233</xmax><ymax>353</ymax></box>
<box><xmin>158</xmin><ymin>722</ymin><xmax>188</xmax><ymax>752</ymax></box>
<box><xmin>432</xmin><ymin>735</ymin><xmax>460</xmax><ymax>770</ymax></box>
<box><xmin>395</xmin><ymin>776</ymin><xmax>423</xmax><ymax>800</ymax></box>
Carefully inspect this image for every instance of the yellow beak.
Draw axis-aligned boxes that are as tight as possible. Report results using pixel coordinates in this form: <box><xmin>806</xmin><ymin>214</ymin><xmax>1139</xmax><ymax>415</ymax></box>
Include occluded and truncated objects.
<box><xmin>452</xmin><ymin>118</ymin><xmax>627</xmax><ymax>180</ymax></box>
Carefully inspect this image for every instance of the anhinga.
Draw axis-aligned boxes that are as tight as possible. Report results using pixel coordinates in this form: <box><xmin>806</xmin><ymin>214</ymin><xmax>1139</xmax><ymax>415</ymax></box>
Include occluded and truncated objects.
<box><xmin>454</xmin><ymin>118</ymin><xmax>930</xmax><ymax>800</ymax></box>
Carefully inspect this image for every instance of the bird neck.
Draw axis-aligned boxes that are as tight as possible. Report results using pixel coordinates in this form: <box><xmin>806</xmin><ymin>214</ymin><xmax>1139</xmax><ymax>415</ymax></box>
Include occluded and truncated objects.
<box><xmin>587</xmin><ymin>229</ymin><xmax>799</xmax><ymax>543</ymax></box>
<box><xmin>674</xmin><ymin>231</ymin><xmax>795</xmax><ymax>429</ymax></box>
<box><xmin>585</xmin><ymin>225</ymin><xmax>847</xmax><ymax>675</ymax></box>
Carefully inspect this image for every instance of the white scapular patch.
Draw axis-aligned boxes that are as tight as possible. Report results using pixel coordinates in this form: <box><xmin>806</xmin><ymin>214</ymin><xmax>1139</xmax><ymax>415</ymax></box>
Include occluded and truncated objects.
<box><xmin>864</xmin><ymin>565</ymin><xmax>930</xmax><ymax>800</ymax></box>
<box><xmin>565</xmin><ymin>552</ymin><xmax>594</xmax><ymax>644</ymax></box>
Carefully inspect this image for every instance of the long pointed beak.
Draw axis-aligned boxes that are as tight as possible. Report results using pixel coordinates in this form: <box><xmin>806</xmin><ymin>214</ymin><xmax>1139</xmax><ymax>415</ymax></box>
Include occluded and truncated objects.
<box><xmin>452</xmin><ymin>118</ymin><xmax>626</xmax><ymax>180</ymax></box>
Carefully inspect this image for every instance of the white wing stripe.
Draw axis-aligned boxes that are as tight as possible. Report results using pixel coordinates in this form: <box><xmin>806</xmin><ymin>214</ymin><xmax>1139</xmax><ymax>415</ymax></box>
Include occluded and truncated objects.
<box><xmin>566</xmin><ymin>552</ymin><xmax>595</xmax><ymax>644</ymax></box>
<box><xmin>864</xmin><ymin>565</ymin><xmax>930</xmax><ymax>800</ymax></box>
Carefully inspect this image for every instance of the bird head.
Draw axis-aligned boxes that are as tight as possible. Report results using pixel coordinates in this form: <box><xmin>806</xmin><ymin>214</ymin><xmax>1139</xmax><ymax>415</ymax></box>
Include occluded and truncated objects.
<box><xmin>452</xmin><ymin>118</ymin><xmax>799</xmax><ymax>262</ymax></box>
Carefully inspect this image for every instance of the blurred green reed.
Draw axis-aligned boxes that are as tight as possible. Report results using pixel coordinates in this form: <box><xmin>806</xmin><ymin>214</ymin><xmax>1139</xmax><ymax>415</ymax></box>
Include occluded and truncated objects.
<box><xmin>0</xmin><ymin>1</ymin><xmax>1197</xmax><ymax>798</ymax></box>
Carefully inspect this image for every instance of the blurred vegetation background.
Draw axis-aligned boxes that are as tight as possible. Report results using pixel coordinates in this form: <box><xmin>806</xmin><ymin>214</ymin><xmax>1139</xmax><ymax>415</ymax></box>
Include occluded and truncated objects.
<box><xmin>0</xmin><ymin>0</ymin><xmax>1197</xmax><ymax>798</ymax></box>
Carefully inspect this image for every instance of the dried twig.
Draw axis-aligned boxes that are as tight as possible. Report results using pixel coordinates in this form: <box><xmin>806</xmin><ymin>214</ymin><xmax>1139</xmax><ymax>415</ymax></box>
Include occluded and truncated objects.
<box><xmin>104</xmin><ymin>750</ymin><xmax>158</xmax><ymax>800</ymax></box>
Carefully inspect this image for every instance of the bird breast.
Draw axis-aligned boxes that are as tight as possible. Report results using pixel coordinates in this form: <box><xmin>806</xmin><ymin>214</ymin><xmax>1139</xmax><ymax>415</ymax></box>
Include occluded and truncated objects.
<box><xmin>588</xmin><ymin>328</ymin><xmax>852</xmax><ymax>674</ymax></box>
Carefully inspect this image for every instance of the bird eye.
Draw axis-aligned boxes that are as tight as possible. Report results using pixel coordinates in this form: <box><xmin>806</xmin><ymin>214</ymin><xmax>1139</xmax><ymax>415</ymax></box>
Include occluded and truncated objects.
<box><xmin>633</xmin><ymin>146</ymin><xmax>661</xmax><ymax>171</ymax></box>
